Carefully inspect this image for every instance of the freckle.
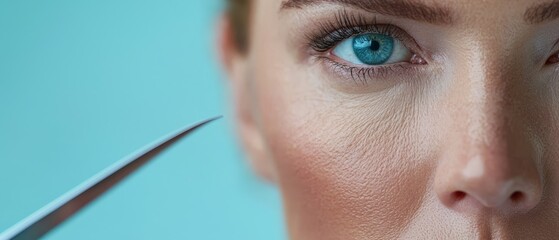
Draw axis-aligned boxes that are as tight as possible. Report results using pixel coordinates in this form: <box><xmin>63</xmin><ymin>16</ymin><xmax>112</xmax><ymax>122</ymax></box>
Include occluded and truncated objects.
<box><xmin>462</xmin><ymin>155</ymin><xmax>484</xmax><ymax>179</ymax></box>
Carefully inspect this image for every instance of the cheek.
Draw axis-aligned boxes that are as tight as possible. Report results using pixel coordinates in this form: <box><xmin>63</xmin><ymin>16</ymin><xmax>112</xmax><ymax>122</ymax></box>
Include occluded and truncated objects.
<box><xmin>274</xmin><ymin>127</ymin><xmax>431</xmax><ymax>238</ymax></box>
<box><xmin>253</xmin><ymin>67</ymin><xmax>435</xmax><ymax>238</ymax></box>
<box><xmin>270</xmin><ymin>109</ymin><xmax>432</xmax><ymax>238</ymax></box>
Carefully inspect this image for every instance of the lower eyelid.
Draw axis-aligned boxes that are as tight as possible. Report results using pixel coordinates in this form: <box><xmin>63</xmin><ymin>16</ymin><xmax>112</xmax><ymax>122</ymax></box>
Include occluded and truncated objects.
<box><xmin>315</xmin><ymin>55</ymin><xmax>425</xmax><ymax>85</ymax></box>
<box><xmin>309</xmin><ymin>56</ymin><xmax>423</xmax><ymax>94</ymax></box>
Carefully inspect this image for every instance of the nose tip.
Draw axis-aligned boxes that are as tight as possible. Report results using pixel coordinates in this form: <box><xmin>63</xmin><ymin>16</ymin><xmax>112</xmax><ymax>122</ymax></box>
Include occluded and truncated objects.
<box><xmin>439</xmin><ymin>178</ymin><xmax>542</xmax><ymax>212</ymax></box>
<box><xmin>435</xmin><ymin>154</ymin><xmax>543</xmax><ymax>213</ymax></box>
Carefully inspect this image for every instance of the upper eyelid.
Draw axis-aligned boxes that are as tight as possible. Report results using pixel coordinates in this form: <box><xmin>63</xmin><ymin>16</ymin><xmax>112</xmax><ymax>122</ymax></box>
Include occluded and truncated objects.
<box><xmin>310</xmin><ymin>24</ymin><xmax>424</xmax><ymax>58</ymax></box>
<box><xmin>304</xmin><ymin>9</ymin><xmax>422</xmax><ymax>52</ymax></box>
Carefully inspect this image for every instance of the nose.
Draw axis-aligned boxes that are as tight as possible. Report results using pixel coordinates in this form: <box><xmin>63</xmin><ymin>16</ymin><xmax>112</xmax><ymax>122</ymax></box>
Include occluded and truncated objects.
<box><xmin>435</xmin><ymin>139</ymin><xmax>543</xmax><ymax>213</ymax></box>
<box><xmin>433</xmin><ymin>56</ymin><xmax>543</xmax><ymax>214</ymax></box>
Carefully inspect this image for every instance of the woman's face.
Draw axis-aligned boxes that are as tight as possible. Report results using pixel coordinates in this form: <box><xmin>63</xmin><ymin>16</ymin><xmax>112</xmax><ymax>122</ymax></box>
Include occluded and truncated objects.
<box><xmin>221</xmin><ymin>0</ymin><xmax>559</xmax><ymax>239</ymax></box>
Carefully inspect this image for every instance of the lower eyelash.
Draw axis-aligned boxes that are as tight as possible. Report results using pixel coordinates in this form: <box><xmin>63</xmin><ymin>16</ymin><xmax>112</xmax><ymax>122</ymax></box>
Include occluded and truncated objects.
<box><xmin>316</xmin><ymin>56</ymin><xmax>423</xmax><ymax>85</ymax></box>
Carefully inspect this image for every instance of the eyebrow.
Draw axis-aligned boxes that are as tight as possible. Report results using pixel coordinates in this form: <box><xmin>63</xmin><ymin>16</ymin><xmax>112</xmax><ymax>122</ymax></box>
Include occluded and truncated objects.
<box><xmin>280</xmin><ymin>0</ymin><xmax>453</xmax><ymax>25</ymax></box>
<box><xmin>525</xmin><ymin>0</ymin><xmax>559</xmax><ymax>24</ymax></box>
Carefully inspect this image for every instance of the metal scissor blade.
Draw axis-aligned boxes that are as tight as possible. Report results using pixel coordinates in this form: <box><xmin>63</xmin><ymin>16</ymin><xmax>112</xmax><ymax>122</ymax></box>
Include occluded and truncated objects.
<box><xmin>0</xmin><ymin>116</ymin><xmax>221</xmax><ymax>240</ymax></box>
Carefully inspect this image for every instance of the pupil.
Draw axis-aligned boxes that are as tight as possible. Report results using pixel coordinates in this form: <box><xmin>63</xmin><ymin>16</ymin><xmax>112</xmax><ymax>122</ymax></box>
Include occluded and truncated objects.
<box><xmin>370</xmin><ymin>40</ymin><xmax>380</xmax><ymax>51</ymax></box>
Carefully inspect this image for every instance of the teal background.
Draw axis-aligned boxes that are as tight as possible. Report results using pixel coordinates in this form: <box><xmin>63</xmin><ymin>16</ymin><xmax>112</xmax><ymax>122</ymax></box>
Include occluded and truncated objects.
<box><xmin>0</xmin><ymin>1</ymin><xmax>286</xmax><ymax>239</ymax></box>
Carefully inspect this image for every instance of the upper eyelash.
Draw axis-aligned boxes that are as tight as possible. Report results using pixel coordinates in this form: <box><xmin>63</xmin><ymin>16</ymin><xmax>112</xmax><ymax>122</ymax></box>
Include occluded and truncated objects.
<box><xmin>306</xmin><ymin>9</ymin><xmax>418</xmax><ymax>54</ymax></box>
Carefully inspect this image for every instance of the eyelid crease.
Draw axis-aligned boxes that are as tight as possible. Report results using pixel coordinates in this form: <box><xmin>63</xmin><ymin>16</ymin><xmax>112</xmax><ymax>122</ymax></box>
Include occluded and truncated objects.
<box><xmin>281</xmin><ymin>0</ymin><xmax>453</xmax><ymax>25</ymax></box>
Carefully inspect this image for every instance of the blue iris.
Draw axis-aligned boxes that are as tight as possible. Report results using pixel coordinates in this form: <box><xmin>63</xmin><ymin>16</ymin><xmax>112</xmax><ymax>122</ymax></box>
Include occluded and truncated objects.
<box><xmin>352</xmin><ymin>33</ymin><xmax>395</xmax><ymax>65</ymax></box>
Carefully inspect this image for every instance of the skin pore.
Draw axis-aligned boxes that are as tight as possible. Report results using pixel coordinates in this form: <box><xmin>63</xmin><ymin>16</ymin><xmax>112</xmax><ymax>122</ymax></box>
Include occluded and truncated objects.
<box><xmin>220</xmin><ymin>0</ymin><xmax>559</xmax><ymax>239</ymax></box>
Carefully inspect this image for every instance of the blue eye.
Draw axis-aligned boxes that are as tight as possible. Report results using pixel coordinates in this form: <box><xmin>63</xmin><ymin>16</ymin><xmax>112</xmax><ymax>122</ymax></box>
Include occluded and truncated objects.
<box><xmin>332</xmin><ymin>33</ymin><xmax>412</xmax><ymax>66</ymax></box>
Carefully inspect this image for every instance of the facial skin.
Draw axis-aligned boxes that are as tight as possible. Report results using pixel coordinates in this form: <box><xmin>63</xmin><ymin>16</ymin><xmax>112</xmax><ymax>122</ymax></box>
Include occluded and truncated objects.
<box><xmin>220</xmin><ymin>0</ymin><xmax>559</xmax><ymax>239</ymax></box>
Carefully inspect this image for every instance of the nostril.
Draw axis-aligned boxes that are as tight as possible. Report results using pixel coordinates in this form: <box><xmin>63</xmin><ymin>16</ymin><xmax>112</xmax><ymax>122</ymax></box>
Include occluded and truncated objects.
<box><xmin>510</xmin><ymin>191</ymin><xmax>524</xmax><ymax>203</ymax></box>
<box><xmin>452</xmin><ymin>191</ymin><xmax>467</xmax><ymax>201</ymax></box>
